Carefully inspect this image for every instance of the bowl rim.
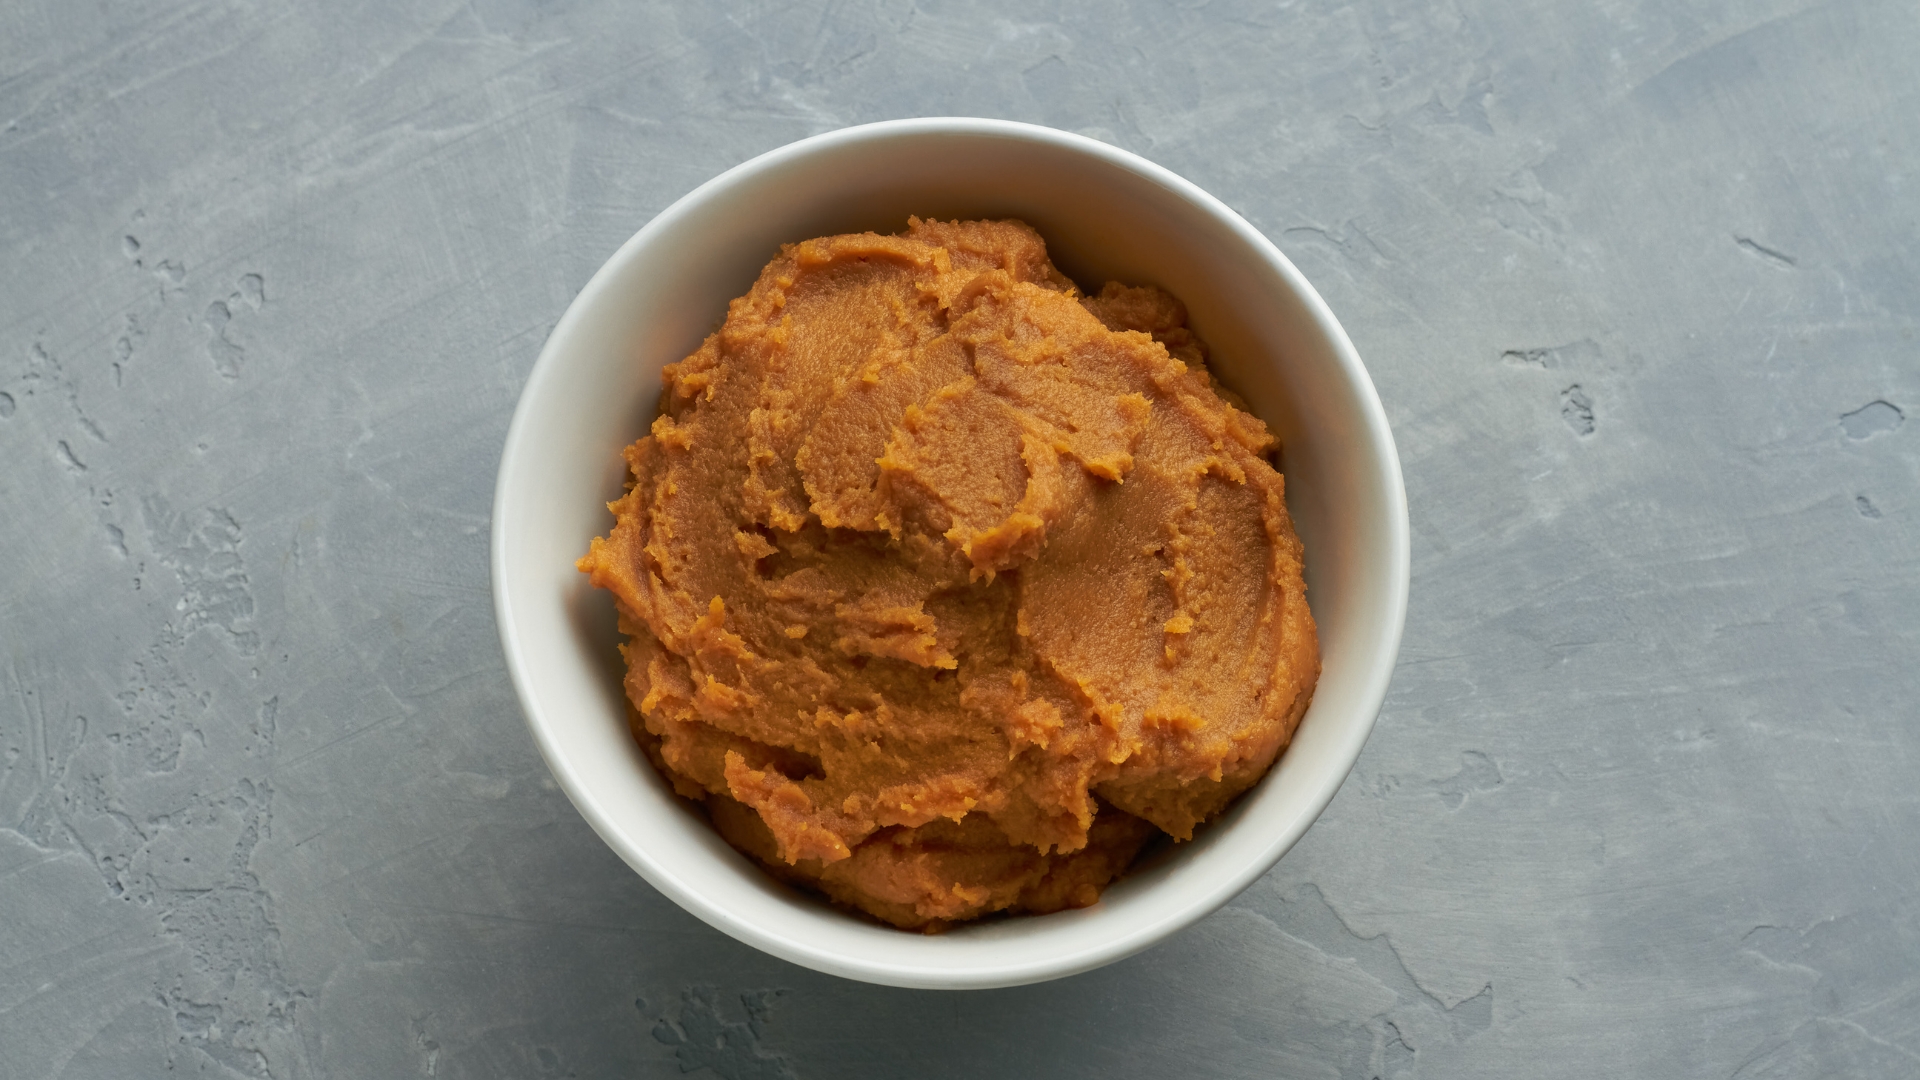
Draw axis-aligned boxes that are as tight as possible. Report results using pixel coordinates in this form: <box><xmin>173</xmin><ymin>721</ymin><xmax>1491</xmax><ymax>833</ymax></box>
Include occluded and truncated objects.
<box><xmin>492</xmin><ymin>116</ymin><xmax>1410</xmax><ymax>988</ymax></box>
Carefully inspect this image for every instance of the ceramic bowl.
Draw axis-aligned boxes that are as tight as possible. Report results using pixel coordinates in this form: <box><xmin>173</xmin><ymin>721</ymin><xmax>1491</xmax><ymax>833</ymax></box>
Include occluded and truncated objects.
<box><xmin>491</xmin><ymin>117</ymin><xmax>1408</xmax><ymax>989</ymax></box>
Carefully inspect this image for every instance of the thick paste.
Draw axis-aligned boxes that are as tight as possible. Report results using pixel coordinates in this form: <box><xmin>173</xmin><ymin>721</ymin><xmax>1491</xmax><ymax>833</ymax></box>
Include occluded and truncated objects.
<box><xmin>579</xmin><ymin>218</ymin><xmax>1318</xmax><ymax>931</ymax></box>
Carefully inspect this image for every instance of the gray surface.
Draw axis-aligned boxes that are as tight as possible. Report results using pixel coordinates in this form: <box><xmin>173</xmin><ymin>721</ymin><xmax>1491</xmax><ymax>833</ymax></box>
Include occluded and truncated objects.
<box><xmin>2</xmin><ymin>0</ymin><xmax>1916</xmax><ymax>1076</ymax></box>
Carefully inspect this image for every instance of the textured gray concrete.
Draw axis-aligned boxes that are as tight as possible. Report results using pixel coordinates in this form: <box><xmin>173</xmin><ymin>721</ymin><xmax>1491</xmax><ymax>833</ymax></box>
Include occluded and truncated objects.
<box><xmin>2</xmin><ymin>1</ymin><xmax>1916</xmax><ymax>1076</ymax></box>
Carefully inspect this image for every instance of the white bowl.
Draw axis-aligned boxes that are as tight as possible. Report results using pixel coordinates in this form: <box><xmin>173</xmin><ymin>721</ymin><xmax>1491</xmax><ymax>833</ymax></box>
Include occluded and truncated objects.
<box><xmin>492</xmin><ymin>118</ymin><xmax>1408</xmax><ymax>989</ymax></box>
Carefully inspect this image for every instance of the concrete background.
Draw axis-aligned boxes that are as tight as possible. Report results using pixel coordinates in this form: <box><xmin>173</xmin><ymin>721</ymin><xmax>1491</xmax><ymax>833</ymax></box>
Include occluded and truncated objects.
<box><xmin>3</xmin><ymin>1</ymin><xmax>1916</xmax><ymax>1077</ymax></box>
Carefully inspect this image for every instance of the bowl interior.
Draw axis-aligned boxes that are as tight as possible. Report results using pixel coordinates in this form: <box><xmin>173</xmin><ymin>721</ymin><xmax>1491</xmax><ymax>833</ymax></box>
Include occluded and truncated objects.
<box><xmin>493</xmin><ymin>119</ymin><xmax>1407</xmax><ymax>989</ymax></box>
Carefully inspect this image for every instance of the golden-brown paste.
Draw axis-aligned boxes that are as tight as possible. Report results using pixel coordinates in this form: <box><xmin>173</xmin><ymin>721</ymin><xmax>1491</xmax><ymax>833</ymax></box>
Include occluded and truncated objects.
<box><xmin>579</xmin><ymin>218</ymin><xmax>1317</xmax><ymax>931</ymax></box>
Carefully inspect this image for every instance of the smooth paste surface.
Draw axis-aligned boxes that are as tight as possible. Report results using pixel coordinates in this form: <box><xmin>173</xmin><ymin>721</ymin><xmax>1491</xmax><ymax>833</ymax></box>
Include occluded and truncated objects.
<box><xmin>579</xmin><ymin>218</ymin><xmax>1318</xmax><ymax>930</ymax></box>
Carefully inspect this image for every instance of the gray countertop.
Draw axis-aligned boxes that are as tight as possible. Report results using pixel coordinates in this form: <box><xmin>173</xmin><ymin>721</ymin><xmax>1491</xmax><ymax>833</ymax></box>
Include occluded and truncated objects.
<box><xmin>3</xmin><ymin>2</ymin><xmax>1916</xmax><ymax>1077</ymax></box>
